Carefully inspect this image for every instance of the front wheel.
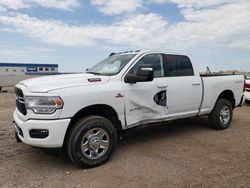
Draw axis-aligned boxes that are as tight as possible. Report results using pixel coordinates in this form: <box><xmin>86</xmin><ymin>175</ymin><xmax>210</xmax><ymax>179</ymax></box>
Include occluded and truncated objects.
<box><xmin>66</xmin><ymin>116</ymin><xmax>118</xmax><ymax>168</ymax></box>
<box><xmin>209</xmin><ymin>99</ymin><xmax>233</xmax><ymax>130</ymax></box>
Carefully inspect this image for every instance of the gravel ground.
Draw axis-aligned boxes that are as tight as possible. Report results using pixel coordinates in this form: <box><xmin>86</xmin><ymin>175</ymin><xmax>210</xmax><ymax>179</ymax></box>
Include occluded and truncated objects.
<box><xmin>0</xmin><ymin>87</ymin><xmax>250</xmax><ymax>188</ymax></box>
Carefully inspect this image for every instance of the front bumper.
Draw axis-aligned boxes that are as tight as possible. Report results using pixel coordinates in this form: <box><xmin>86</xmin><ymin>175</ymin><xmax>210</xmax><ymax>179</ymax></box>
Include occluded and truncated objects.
<box><xmin>14</xmin><ymin>110</ymin><xmax>71</xmax><ymax>148</ymax></box>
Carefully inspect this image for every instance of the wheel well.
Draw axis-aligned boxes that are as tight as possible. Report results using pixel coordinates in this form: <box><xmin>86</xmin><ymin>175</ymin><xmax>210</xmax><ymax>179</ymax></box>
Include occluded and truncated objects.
<box><xmin>63</xmin><ymin>104</ymin><xmax>122</xmax><ymax>147</ymax></box>
<box><xmin>218</xmin><ymin>90</ymin><xmax>235</xmax><ymax>108</ymax></box>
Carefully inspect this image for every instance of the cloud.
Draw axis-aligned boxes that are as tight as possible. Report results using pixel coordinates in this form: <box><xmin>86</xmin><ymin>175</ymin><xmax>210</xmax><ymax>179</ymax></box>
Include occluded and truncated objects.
<box><xmin>151</xmin><ymin>0</ymin><xmax>236</xmax><ymax>8</ymax></box>
<box><xmin>26</xmin><ymin>0</ymin><xmax>81</xmax><ymax>10</ymax></box>
<box><xmin>177</xmin><ymin>0</ymin><xmax>250</xmax><ymax>49</ymax></box>
<box><xmin>0</xmin><ymin>0</ymin><xmax>29</xmax><ymax>10</ymax></box>
<box><xmin>0</xmin><ymin>45</ymin><xmax>55</xmax><ymax>58</ymax></box>
<box><xmin>0</xmin><ymin>13</ymin><xmax>96</xmax><ymax>46</ymax></box>
<box><xmin>0</xmin><ymin>13</ymin><xmax>168</xmax><ymax>47</ymax></box>
<box><xmin>0</xmin><ymin>0</ymin><xmax>80</xmax><ymax>11</ymax></box>
<box><xmin>90</xmin><ymin>0</ymin><xmax>238</xmax><ymax>15</ymax></box>
<box><xmin>91</xmin><ymin>0</ymin><xmax>143</xmax><ymax>15</ymax></box>
<box><xmin>0</xmin><ymin>0</ymin><xmax>249</xmax><ymax>51</ymax></box>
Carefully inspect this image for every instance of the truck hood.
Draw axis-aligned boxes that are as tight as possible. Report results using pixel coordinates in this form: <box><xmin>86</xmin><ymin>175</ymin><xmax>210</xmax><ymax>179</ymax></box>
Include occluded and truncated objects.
<box><xmin>19</xmin><ymin>73</ymin><xmax>110</xmax><ymax>93</ymax></box>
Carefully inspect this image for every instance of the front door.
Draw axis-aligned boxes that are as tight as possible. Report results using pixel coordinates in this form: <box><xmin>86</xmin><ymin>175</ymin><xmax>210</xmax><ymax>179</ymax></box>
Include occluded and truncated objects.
<box><xmin>123</xmin><ymin>53</ymin><xmax>169</xmax><ymax>128</ymax></box>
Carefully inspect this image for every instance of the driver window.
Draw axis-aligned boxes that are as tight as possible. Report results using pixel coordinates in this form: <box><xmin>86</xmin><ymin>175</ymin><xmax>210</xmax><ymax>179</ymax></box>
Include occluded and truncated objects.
<box><xmin>129</xmin><ymin>54</ymin><xmax>164</xmax><ymax>78</ymax></box>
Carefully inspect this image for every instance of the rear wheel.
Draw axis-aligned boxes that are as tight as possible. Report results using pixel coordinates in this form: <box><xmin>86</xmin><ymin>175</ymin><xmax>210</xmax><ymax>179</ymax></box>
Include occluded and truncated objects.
<box><xmin>66</xmin><ymin>116</ymin><xmax>117</xmax><ymax>168</ymax></box>
<box><xmin>209</xmin><ymin>99</ymin><xmax>233</xmax><ymax>130</ymax></box>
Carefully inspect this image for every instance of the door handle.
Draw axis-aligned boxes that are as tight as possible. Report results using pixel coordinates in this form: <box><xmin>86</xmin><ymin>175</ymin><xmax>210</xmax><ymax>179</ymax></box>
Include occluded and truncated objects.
<box><xmin>192</xmin><ymin>82</ymin><xmax>201</xmax><ymax>86</ymax></box>
<box><xmin>157</xmin><ymin>84</ymin><xmax>168</xmax><ymax>89</ymax></box>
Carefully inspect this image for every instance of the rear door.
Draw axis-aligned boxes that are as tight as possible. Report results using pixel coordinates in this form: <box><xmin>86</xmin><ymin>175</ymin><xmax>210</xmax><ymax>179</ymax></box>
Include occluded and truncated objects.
<box><xmin>123</xmin><ymin>53</ymin><xmax>169</xmax><ymax>128</ymax></box>
<box><xmin>165</xmin><ymin>54</ymin><xmax>202</xmax><ymax>117</ymax></box>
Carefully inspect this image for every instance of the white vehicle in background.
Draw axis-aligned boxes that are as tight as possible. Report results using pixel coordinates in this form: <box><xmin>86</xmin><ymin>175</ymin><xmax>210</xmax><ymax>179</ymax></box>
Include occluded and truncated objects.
<box><xmin>245</xmin><ymin>77</ymin><xmax>250</xmax><ymax>103</ymax></box>
<box><xmin>13</xmin><ymin>50</ymin><xmax>245</xmax><ymax>168</ymax></box>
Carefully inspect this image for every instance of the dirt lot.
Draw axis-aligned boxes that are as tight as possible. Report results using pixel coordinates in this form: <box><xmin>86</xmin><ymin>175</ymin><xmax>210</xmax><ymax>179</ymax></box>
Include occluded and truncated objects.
<box><xmin>0</xmin><ymin>87</ymin><xmax>250</xmax><ymax>188</ymax></box>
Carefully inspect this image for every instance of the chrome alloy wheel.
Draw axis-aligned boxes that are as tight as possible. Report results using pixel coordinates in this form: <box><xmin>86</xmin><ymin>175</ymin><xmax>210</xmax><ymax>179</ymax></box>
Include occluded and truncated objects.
<box><xmin>219</xmin><ymin>105</ymin><xmax>231</xmax><ymax>125</ymax></box>
<box><xmin>81</xmin><ymin>128</ymin><xmax>110</xmax><ymax>160</ymax></box>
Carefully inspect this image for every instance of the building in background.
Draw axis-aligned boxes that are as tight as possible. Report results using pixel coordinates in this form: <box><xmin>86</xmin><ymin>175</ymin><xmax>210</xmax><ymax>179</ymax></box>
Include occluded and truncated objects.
<box><xmin>0</xmin><ymin>63</ymin><xmax>58</xmax><ymax>75</ymax></box>
<box><xmin>0</xmin><ymin>63</ymin><xmax>59</xmax><ymax>87</ymax></box>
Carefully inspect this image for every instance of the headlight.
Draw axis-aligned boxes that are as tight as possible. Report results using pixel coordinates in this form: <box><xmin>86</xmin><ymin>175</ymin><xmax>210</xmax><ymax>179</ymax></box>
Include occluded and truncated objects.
<box><xmin>25</xmin><ymin>96</ymin><xmax>63</xmax><ymax>114</ymax></box>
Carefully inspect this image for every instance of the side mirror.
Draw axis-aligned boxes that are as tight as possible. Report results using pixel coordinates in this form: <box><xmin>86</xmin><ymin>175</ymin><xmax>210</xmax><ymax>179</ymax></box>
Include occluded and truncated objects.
<box><xmin>125</xmin><ymin>64</ymin><xmax>154</xmax><ymax>84</ymax></box>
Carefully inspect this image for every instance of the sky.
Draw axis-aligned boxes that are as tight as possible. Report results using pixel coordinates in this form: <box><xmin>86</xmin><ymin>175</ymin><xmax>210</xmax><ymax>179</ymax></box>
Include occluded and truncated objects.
<box><xmin>0</xmin><ymin>0</ymin><xmax>250</xmax><ymax>72</ymax></box>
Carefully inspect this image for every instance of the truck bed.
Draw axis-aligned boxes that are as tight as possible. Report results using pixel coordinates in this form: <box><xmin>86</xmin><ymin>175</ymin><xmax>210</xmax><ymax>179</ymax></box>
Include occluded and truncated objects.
<box><xmin>199</xmin><ymin>74</ymin><xmax>244</xmax><ymax>116</ymax></box>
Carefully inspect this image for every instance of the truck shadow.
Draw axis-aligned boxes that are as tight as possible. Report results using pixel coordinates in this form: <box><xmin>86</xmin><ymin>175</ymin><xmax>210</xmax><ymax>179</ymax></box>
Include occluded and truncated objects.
<box><xmin>36</xmin><ymin>117</ymin><xmax>211</xmax><ymax>168</ymax></box>
<box><xmin>119</xmin><ymin>117</ymin><xmax>211</xmax><ymax>148</ymax></box>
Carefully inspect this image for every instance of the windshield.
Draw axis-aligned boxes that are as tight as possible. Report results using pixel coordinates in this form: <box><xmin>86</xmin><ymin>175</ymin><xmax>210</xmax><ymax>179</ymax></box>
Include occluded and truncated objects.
<box><xmin>87</xmin><ymin>54</ymin><xmax>136</xmax><ymax>76</ymax></box>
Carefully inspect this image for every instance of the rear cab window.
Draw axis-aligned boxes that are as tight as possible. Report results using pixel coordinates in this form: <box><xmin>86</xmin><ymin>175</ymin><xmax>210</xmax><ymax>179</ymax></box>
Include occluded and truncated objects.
<box><xmin>165</xmin><ymin>55</ymin><xmax>194</xmax><ymax>77</ymax></box>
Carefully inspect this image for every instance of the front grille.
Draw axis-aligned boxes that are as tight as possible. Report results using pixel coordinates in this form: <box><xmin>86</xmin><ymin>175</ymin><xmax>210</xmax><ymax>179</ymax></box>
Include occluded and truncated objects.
<box><xmin>15</xmin><ymin>87</ymin><xmax>27</xmax><ymax>115</ymax></box>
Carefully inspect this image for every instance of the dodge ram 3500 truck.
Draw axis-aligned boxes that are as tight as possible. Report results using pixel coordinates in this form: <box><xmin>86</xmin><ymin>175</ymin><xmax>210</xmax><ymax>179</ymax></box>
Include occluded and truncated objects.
<box><xmin>14</xmin><ymin>50</ymin><xmax>245</xmax><ymax>168</ymax></box>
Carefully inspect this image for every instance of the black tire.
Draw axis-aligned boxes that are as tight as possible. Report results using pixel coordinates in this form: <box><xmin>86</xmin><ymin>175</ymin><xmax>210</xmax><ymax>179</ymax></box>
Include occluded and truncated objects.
<box><xmin>0</xmin><ymin>87</ymin><xmax>2</xmax><ymax>92</ymax></box>
<box><xmin>66</xmin><ymin>115</ymin><xmax>118</xmax><ymax>168</ymax></box>
<box><xmin>245</xmin><ymin>100</ymin><xmax>250</xmax><ymax>105</ymax></box>
<box><xmin>209</xmin><ymin>99</ymin><xmax>233</xmax><ymax>130</ymax></box>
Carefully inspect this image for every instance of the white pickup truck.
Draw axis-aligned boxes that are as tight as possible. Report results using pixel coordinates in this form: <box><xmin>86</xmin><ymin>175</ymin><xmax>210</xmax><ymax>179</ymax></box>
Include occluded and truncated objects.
<box><xmin>14</xmin><ymin>50</ymin><xmax>245</xmax><ymax>168</ymax></box>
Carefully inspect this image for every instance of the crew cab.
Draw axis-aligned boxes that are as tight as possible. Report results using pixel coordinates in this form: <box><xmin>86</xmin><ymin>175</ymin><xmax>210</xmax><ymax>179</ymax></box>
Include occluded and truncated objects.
<box><xmin>14</xmin><ymin>50</ymin><xmax>245</xmax><ymax>168</ymax></box>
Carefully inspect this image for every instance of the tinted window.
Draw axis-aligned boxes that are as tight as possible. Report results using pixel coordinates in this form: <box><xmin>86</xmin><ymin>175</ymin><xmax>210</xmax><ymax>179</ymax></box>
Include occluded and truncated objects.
<box><xmin>166</xmin><ymin>55</ymin><xmax>194</xmax><ymax>77</ymax></box>
<box><xmin>129</xmin><ymin>54</ymin><xmax>165</xmax><ymax>78</ymax></box>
